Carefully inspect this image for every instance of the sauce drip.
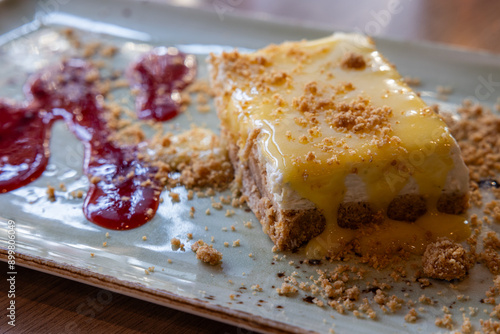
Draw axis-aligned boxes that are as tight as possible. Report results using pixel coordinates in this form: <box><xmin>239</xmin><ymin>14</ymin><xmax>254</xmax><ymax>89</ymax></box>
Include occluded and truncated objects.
<box><xmin>0</xmin><ymin>53</ymin><xmax>196</xmax><ymax>229</ymax></box>
<box><xmin>129</xmin><ymin>47</ymin><xmax>196</xmax><ymax>121</ymax></box>
<box><xmin>0</xmin><ymin>103</ymin><xmax>51</xmax><ymax>192</ymax></box>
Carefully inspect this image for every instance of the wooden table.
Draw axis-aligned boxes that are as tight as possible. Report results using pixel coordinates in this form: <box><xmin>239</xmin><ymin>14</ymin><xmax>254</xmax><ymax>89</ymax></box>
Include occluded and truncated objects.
<box><xmin>1</xmin><ymin>0</ymin><xmax>500</xmax><ymax>333</ymax></box>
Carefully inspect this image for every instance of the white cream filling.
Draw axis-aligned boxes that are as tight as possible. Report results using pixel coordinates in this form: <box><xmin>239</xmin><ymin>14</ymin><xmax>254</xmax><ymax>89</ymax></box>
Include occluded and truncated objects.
<box><xmin>265</xmin><ymin>157</ymin><xmax>316</xmax><ymax>211</ymax></box>
<box><xmin>262</xmin><ymin>143</ymin><xmax>469</xmax><ymax>211</ymax></box>
<box><xmin>443</xmin><ymin>143</ymin><xmax>469</xmax><ymax>193</ymax></box>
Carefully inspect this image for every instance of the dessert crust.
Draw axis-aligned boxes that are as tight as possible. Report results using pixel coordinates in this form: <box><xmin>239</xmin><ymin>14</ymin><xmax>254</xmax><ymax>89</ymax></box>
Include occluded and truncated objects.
<box><xmin>437</xmin><ymin>192</ymin><xmax>469</xmax><ymax>215</ymax></box>
<box><xmin>337</xmin><ymin>202</ymin><xmax>377</xmax><ymax>229</ymax></box>
<box><xmin>387</xmin><ymin>194</ymin><xmax>427</xmax><ymax>222</ymax></box>
<box><xmin>225</xmin><ymin>129</ymin><xmax>325</xmax><ymax>250</ymax></box>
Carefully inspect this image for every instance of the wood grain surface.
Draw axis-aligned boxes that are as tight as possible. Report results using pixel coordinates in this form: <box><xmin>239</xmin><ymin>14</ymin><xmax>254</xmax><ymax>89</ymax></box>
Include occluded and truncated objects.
<box><xmin>1</xmin><ymin>0</ymin><xmax>500</xmax><ymax>333</ymax></box>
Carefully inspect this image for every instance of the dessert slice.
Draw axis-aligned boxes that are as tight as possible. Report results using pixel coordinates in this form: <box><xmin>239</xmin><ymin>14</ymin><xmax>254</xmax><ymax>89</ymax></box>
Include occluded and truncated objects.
<box><xmin>209</xmin><ymin>33</ymin><xmax>470</xmax><ymax>255</ymax></box>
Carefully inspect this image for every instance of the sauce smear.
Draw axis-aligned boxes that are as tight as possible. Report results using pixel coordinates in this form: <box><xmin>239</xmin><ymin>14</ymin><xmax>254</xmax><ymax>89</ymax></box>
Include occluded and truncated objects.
<box><xmin>0</xmin><ymin>103</ymin><xmax>52</xmax><ymax>192</ymax></box>
<box><xmin>129</xmin><ymin>47</ymin><xmax>196</xmax><ymax>121</ymax></box>
<box><xmin>0</xmin><ymin>51</ymin><xmax>196</xmax><ymax>229</ymax></box>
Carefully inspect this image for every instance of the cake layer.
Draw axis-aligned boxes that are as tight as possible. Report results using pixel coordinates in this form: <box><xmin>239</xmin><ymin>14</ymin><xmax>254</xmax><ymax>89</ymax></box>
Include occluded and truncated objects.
<box><xmin>210</xmin><ymin>33</ymin><xmax>470</xmax><ymax>252</ymax></box>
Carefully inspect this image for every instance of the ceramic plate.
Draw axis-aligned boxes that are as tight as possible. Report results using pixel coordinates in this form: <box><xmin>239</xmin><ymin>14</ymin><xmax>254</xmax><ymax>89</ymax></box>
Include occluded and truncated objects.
<box><xmin>1</xmin><ymin>1</ymin><xmax>499</xmax><ymax>333</ymax></box>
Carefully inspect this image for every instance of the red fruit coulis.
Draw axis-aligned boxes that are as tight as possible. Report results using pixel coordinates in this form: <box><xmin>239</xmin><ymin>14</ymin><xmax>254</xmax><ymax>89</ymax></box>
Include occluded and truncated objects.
<box><xmin>129</xmin><ymin>47</ymin><xmax>196</xmax><ymax>121</ymax></box>
<box><xmin>0</xmin><ymin>49</ymin><xmax>196</xmax><ymax>230</ymax></box>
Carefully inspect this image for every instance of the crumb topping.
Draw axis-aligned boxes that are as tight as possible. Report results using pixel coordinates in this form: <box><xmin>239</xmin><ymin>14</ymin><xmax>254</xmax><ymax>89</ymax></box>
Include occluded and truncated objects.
<box><xmin>46</xmin><ymin>185</ymin><xmax>56</xmax><ymax>202</ymax></box>
<box><xmin>340</xmin><ymin>52</ymin><xmax>367</xmax><ymax>70</ymax></box>
<box><xmin>422</xmin><ymin>238</ymin><xmax>473</xmax><ymax>281</ymax></box>
<box><xmin>191</xmin><ymin>239</ymin><xmax>222</xmax><ymax>265</ymax></box>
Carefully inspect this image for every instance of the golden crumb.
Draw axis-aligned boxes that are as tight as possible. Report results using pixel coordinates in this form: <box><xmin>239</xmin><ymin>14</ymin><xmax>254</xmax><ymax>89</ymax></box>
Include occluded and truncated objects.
<box><xmin>167</xmin><ymin>259</ymin><xmax>172</xmax><ymax>264</ymax></box>
<box><xmin>46</xmin><ymin>185</ymin><xmax>56</xmax><ymax>202</ymax></box>
<box><xmin>191</xmin><ymin>239</ymin><xmax>206</xmax><ymax>253</ymax></box>
<box><xmin>313</xmin><ymin>298</ymin><xmax>324</xmax><ymax>308</ymax></box>
<box><xmin>330</xmin><ymin>97</ymin><xmax>393</xmax><ymax>135</ymax></box>
<box><xmin>232</xmin><ymin>239</ymin><xmax>240</xmax><ymax>247</ymax></box>
<box><xmin>148</xmin><ymin>127</ymin><xmax>233</xmax><ymax>191</ymax></box>
<box><xmin>461</xmin><ymin>314</ymin><xmax>472</xmax><ymax>333</ymax></box>
<box><xmin>205</xmin><ymin>208</ymin><xmax>211</xmax><ymax>215</ymax></box>
<box><xmin>481</xmin><ymin>319</ymin><xmax>500</xmax><ymax>333</ymax></box>
<box><xmin>224</xmin><ymin>242</ymin><xmax>229</xmax><ymax>247</ymax></box>
<box><xmin>435</xmin><ymin>314</ymin><xmax>453</xmax><ymax>330</ymax></box>
<box><xmin>220</xmin><ymin>195</ymin><xmax>231</xmax><ymax>205</ymax></box>
<box><xmin>244</xmin><ymin>221</ymin><xmax>253</xmax><ymax>228</ymax></box>
<box><xmin>142</xmin><ymin>236</ymin><xmax>147</xmax><ymax>241</ymax></box>
<box><xmin>169</xmin><ymin>192</ymin><xmax>180</xmax><ymax>202</ymax></box>
<box><xmin>90</xmin><ymin>253</ymin><xmax>95</xmax><ymax>257</ymax></box>
<box><xmin>194</xmin><ymin>244</ymin><xmax>222</xmax><ymax>265</ymax></box>
<box><xmin>418</xmin><ymin>294</ymin><xmax>432</xmax><ymax>305</ymax></box>
<box><xmin>479</xmin><ymin>249</ymin><xmax>500</xmax><ymax>275</ymax></box>
<box><xmin>212</xmin><ymin>202</ymin><xmax>223</xmax><ymax>210</ymax></box>
<box><xmin>445</xmin><ymin>102</ymin><xmax>500</xmax><ymax>203</ymax></box>
<box><xmin>422</xmin><ymin>238</ymin><xmax>473</xmax><ymax>280</ymax></box>
<box><xmin>305</xmin><ymin>151</ymin><xmax>316</xmax><ymax>162</ymax></box>
<box><xmin>231</xmin><ymin>198</ymin><xmax>240</xmax><ymax>207</ymax></box>
<box><xmin>251</xmin><ymin>284</ymin><xmax>262</xmax><ymax>292</ymax></box>
<box><xmin>105</xmin><ymin>232</ymin><xmax>110</xmax><ymax>238</ymax></box>
<box><xmin>171</xmin><ymin>237</ymin><xmax>181</xmax><ymax>248</ymax></box>
<box><xmin>276</xmin><ymin>282</ymin><xmax>298</xmax><ymax>295</ymax></box>
<box><xmin>102</xmin><ymin>242</ymin><xmax>107</xmax><ymax>247</ymax></box>
<box><xmin>404</xmin><ymin>308</ymin><xmax>418</xmax><ymax>323</ymax></box>
<box><xmin>59</xmin><ymin>183</ymin><xmax>67</xmax><ymax>191</ymax></box>
<box><xmin>340</xmin><ymin>52</ymin><xmax>366</xmax><ymax>70</ymax></box>
<box><xmin>90</xmin><ymin>176</ymin><xmax>101</xmax><ymax>184</ymax></box>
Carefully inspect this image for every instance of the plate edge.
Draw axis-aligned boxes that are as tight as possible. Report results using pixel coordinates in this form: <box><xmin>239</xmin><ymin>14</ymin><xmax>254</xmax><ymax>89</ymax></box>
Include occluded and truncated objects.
<box><xmin>0</xmin><ymin>248</ymin><xmax>316</xmax><ymax>334</ymax></box>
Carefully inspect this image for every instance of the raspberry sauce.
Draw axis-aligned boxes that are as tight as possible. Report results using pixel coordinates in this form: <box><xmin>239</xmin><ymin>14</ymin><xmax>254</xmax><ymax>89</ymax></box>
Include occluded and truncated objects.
<box><xmin>129</xmin><ymin>47</ymin><xmax>196</xmax><ymax>121</ymax></box>
<box><xmin>0</xmin><ymin>50</ymin><xmax>196</xmax><ymax>230</ymax></box>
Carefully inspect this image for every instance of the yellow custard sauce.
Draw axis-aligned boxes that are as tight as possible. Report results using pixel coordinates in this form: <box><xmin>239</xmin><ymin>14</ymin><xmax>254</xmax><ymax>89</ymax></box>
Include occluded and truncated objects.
<box><xmin>211</xmin><ymin>33</ymin><xmax>470</xmax><ymax>253</ymax></box>
<box><xmin>305</xmin><ymin>212</ymin><xmax>470</xmax><ymax>259</ymax></box>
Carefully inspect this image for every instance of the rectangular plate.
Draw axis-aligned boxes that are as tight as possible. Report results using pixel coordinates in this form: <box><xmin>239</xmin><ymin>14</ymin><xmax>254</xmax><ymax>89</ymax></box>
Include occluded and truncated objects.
<box><xmin>1</xmin><ymin>1</ymin><xmax>500</xmax><ymax>333</ymax></box>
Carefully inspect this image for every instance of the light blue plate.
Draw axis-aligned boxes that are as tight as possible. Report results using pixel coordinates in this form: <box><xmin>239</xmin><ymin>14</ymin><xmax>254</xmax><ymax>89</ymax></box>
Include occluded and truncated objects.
<box><xmin>0</xmin><ymin>1</ymin><xmax>499</xmax><ymax>333</ymax></box>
